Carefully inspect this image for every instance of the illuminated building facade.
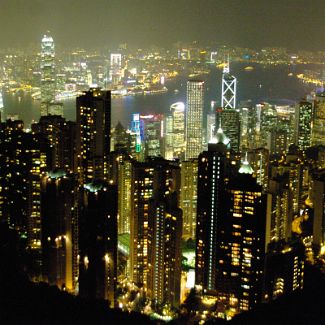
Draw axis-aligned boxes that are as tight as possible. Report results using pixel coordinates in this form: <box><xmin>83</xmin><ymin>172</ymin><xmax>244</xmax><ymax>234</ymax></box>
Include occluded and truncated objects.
<box><xmin>260</xmin><ymin>104</ymin><xmax>277</xmax><ymax>148</ymax></box>
<box><xmin>295</xmin><ymin>100</ymin><xmax>312</xmax><ymax>151</ymax></box>
<box><xmin>221</xmin><ymin>60</ymin><xmax>237</xmax><ymax>109</ymax></box>
<box><xmin>130</xmin><ymin>158</ymin><xmax>182</xmax><ymax>308</ymax></box>
<box><xmin>217</xmin><ymin>108</ymin><xmax>241</xmax><ymax>152</ymax></box>
<box><xmin>171</xmin><ymin>102</ymin><xmax>185</xmax><ymax>158</ymax></box>
<box><xmin>79</xmin><ymin>181</ymin><xmax>117</xmax><ymax>307</ymax></box>
<box><xmin>40</xmin><ymin>34</ymin><xmax>56</xmax><ymax>116</ymax></box>
<box><xmin>180</xmin><ymin>159</ymin><xmax>198</xmax><ymax>239</ymax></box>
<box><xmin>32</xmin><ymin>115</ymin><xmax>77</xmax><ymax>172</ymax></box>
<box><xmin>76</xmin><ymin>88</ymin><xmax>111</xmax><ymax>184</ymax></box>
<box><xmin>195</xmin><ymin>129</ymin><xmax>232</xmax><ymax>291</ymax></box>
<box><xmin>109</xmin><ymin>53</ymin><xmax>122</xmax><ymax>85</ymax></box>
<box><xmin>185</xmin><ymin>80</ymin><xmax>204</xmax><ymax>160</ymax></box>
<box><xmin>111</xmin><ymin>122</ymin><xmax>132</xmax><ymax>153</ymax></box>
<box><xmin>41</xmin><ymin>170</ymin><xmax>79</xmax><ymax>292</ymax></box>
<box><xmin>312</xmin><ymin>92</ymin><xmax>325</xmax><ymax>146</ymax></box>
<box><xmin>217</xmin><ymin>169</ymin><xmax>267</xmax><ymax>314</ymax></box>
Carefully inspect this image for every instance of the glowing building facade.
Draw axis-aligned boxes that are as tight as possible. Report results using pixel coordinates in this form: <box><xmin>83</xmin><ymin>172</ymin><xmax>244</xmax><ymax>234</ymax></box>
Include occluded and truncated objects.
<box><xmin>185</xmin><ymin>80</ymin><xmax>204</xmax><ymax>160</ymax></box>
<box><xmin>221</xmin><ymin>61</ymin><xmax>237</xmax><ymax>109</ymax></box>
<box><xmin>295</xmin><ymin>100</ymin><xmax>312</xmax><ymax>151</ymax></box>
<box><xmin>40</xmin><ymin>34</ymin><xmax>56</xmax><ymax>116</ymax></box>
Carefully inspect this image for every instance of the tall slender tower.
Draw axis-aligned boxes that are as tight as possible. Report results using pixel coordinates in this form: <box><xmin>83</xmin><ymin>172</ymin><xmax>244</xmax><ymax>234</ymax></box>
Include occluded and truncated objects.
<box><xmin>221</xmin><ymin>59</ymin><xmax>237</xmax><ymax>109</ymax></box>
<box><xmin>40</xmin><ymin>33</ymin><xmax>56</xmax><ymax>116</ymax></box>
<box><xmin>185</xmin><ymin>80</ymin><xmax>204</xmax><ymax>159</ymax></box>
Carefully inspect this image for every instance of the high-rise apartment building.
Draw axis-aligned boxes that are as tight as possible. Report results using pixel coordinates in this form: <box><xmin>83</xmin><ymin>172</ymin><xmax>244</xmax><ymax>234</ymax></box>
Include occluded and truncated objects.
<box><xmin>185</xmin><ymin>80</ymin><xmax>204</xmax><ymax>160</ymax></box>
<box><xmin>180</xmin><ymin>159</ymin><xmax>198</xmax><ymax>239</ymax></box>
<box><xmin>79</xmin><ymin>181</ymin><xmax>117</xmax><ymax>307</ymax></box>
<box><xmin>41</xmin><ymin>170</ymin><xmax>79</xmax><ymax>292</ymax></box>
<box><xmin>76</xmin><ymin>88</ymin><xmax>111</xmax><ymax>184</ymax></box>
<box><xmin>129</xmin><ymin>158</ymin><xmax>182</xmax><ymax>309</ymax></box>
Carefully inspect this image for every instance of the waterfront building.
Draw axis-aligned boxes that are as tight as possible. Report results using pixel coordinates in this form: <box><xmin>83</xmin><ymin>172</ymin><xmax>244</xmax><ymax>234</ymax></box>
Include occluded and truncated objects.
<box><xmin>76</xmin><ymin>88</ymin><xmax>111</xmax><ymax>184</ymax></box>
<box><xmin>40</xmin><ymin>34</ymin><xmax>56</xmax><ymax>116</ymax></box>
<box><xmin>185</xmin><ymin>80</ymin><xmax>204</xmax><ymax>160</ymax></box>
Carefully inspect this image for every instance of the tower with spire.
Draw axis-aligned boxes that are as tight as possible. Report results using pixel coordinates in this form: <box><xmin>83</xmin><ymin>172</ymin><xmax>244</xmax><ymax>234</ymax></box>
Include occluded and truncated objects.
<box><xmin>221</xmin><ymin>56</ymin><xmax>237</xmax><ymax>109</ymax></box>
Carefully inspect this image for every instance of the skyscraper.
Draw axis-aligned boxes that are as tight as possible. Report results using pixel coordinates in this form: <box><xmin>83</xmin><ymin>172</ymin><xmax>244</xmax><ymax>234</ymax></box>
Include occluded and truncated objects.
<box><xmin>311</xmin><ymin>92</ymin><xmax>325</xmax><ymax>146</ymax></box>
<box><xmin>185</xmin><ymin>80</ymin><xmax>204</xmax><ymax>160</ymax></box>
<box><xmin>171</xmin><ymin>102</ymin><xmax>185</xmax><ymax>158</ymax></box>
<box><xmin>41</xmin><ymin>170</ymin><xmax>79</xmax><ymax>292</ymax></box>
<box><xmin>40</xmin><ymin>34</ymin><xmax>56</xmax><ymax>116</ymax></box>
<box><xmin>221</xmin><ymin>60</ymin><xmax>237</xmax><ymax>109</ymax></box>
<box><xmin>79</xmin><ymin>181</ymin><xmax>117</xmax><ymax>307</ymax></box>
<box><xmin>129</xmin><ymin>158</ymin><xmax>182</xmax><ymax>309</ymax></box>
<box><xmin>295</xmin><ymin>100</ymin><xmax>312</xmax><ymax>151</ymax></box>
<box><xmin>76</xmin><ymin>88</ymin><xmax>111</xmax><ymax>184</ymax></box>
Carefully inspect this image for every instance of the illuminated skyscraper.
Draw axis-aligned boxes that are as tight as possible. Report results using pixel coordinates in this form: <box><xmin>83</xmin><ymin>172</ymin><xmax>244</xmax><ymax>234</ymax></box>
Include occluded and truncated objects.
<box><xmin>217</xmin><ymin>108</ymin><xmax>241</xmax><ymax>152</ymax></box>
<box><xmin>221</xmin><ymin>60</ymin><xmax>237</xmax><ymax>109</ymax></box>
<box><xmin>185</xmin><ymin>80</ymin><xmax>204</xmax><ymax>160</ymax></box>
<box><xmin>109</xmin><ymin>53</ymin><xmax>122</xmax><ymax>85</ymax></box>
<box><xmin>130</xmin><ymin>158</ymin><xmax>182</xmax><ymax>308</ymax></box>
<box><xmin>40</xmin><ymin>34</ymin><xmax>56</xmax><ymax>116</ymax></box>
<box><xmin>295</xmin><ymin>100</ymin><xmax>312</xmax><ymax>151</ymax></box>
<box><xmin>0</xmin><ymin>91</ymin><xmax>3</xmax><ymax>122</ymax></box>
<box><xmin>76</xmin><ymin>88</ymin><xmax>111</xmax><ymax>184</ymax></box>
<box><xmin>41</xmin><ymin>170</ymin><xmax>79</xmax><ymax>292</ymax></box>
<box><xmin>180</xmin><ymin>159</ymin><xmax>198</xmax><ymax>239</ymax></box>
<box><xmin>171</xmin><ymin>102</ymin><xmax>185</xmax><ymax>158</ymax></box>
<box><xmin>312</xmin><ymin>92</ymin><xmax>325</xmax><ymax>146</ymax></box>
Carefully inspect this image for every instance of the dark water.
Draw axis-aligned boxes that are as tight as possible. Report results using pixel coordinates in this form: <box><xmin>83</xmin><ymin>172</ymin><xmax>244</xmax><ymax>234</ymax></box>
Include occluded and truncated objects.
<box><xmin>2</xmin><ymin>62</ymin><xmax>317</xmax><ymax>129</ymax></box>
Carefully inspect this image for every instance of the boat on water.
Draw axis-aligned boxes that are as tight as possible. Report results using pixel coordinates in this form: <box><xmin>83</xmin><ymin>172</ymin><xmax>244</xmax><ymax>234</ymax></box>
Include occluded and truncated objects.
<box><xmin>244</xmin><ymin>66</ymin><xmax>254</xmax><ymax>71</ymax></box>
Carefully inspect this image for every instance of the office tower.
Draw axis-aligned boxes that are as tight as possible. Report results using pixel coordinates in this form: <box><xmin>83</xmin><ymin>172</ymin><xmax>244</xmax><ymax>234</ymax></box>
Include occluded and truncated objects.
<box><xmin>195</xmin><ymin>129</ymin><xmax>232</xmax><ymax>291</ymax></box>
<box><xmin>295</xmin><ymin>100</ymin><xmax>312</xmax><ymax>151</ymax></box>
<box><xmin>260</xmin><ymin>104</ymin><xmax>277</xmax><ymax>148</ymax></box>
<box><xmin>276</xmin><ymin>105</ymin><xmax>297</xmax><ymax>146</ymax></box>
<box><xmin>41</xmin><ymin>170</ymin><xmax>79</xmax><ymax>292</ymax></box>
<box><xmin>269</xmin><ymin>126</ymin><xmax>287</xmax><ymax>155</ymax></box>
<box><xmin>109</xmin><ymin>53</ymin><xmax>122</xmax><ymax>85</ymax></box>
<box><xmin>40</xmin><ymin>34</ymin><xmax>56</xmax><ymax>116</ymax></box>
<box><xmin>171</xmin><ymin>102</ymin><xmax>185</xmax><ymax>158</ymax></box>
<box><xmin>264</xmin><ymin>241</ymin><xmax>304</xmax><ymax>301</ymax></box>
<box><xmin>217</xmin><ymin>108</ymin><xmax>241</xmax><ymax>152</ymax></box>
<box><xmin>221</xmin><ymin>60</ymin><xmax>237</xmax><ymax>109</ymax></box>
<box><xmin>79</xmin><ymin>181</ymin><xmax>117</xmax><ymax>307</ymax></box>
<box><xmin>32</xmin><ymin>115</ymin><xmax>77</xmax><ymax>172</ymax></box>
<box><xmin>164</xmin><ymin>114</ymin><xmax>174</xmax><ymax>160</ymax></box>
<box><xmin>111</xmin><ymin>122</ymin><xmax>132</xmax><ymax>153</ymax></box>
<box><xmin>206</xmin><ymin>102</ymin><xmax>216</xmax><ymax>145</ymax></box>
<box><xmin>180</xmin><ymin>159</ymin><xmax>198</xmax><ymax>239</ymax></box>
<box><xmin>130</xmin><ymin>158</ymin><xmax>182</xmax><ymax>308</ymax></box>
<box><xmin>76</xmin><ymin>88</ymin><xmax>111</xmax><ymax>184</ymax></box>
<box><xmin>131</xmin><ymin>113</ymin><xmax>143</xmax><ymax>160</ymax></box>
<box><xmin>185</xmin><ymin>80</ymin><xmax>204</xmax><ymax>160</ymax></box>
<box><xmin>311</xmin><ymin>92</ymin><xmax>325</xmax><ymax>146</ymax></box>
<box><xmin>141</xmin><ymin>114</ymin><xmax>163</xmax><ymax>158</ymax></box>
<box><xmin>0</xmin><ymin>91</ymin><xmax>3</xmax><ymax>122</ymax></box>
<box><xmin>216</xmin><ymin>167</ymin><xmax>267</xmax><ymax>314</ymax></box>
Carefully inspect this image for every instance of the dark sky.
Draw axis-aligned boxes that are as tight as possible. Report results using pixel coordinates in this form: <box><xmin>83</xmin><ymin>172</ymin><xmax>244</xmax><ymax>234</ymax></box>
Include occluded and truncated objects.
<box><xmin>0</xmin><ymin>0</ymin><xmax>324</xmax><ymax>50</ymax></box>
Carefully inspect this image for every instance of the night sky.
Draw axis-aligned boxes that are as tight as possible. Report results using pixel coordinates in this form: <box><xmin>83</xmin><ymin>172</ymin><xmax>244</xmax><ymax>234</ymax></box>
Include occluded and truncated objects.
<box><xmin>0</xmin><ymin>0</ymin><xmax>324</xmax><ymax>50</ymax></box>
